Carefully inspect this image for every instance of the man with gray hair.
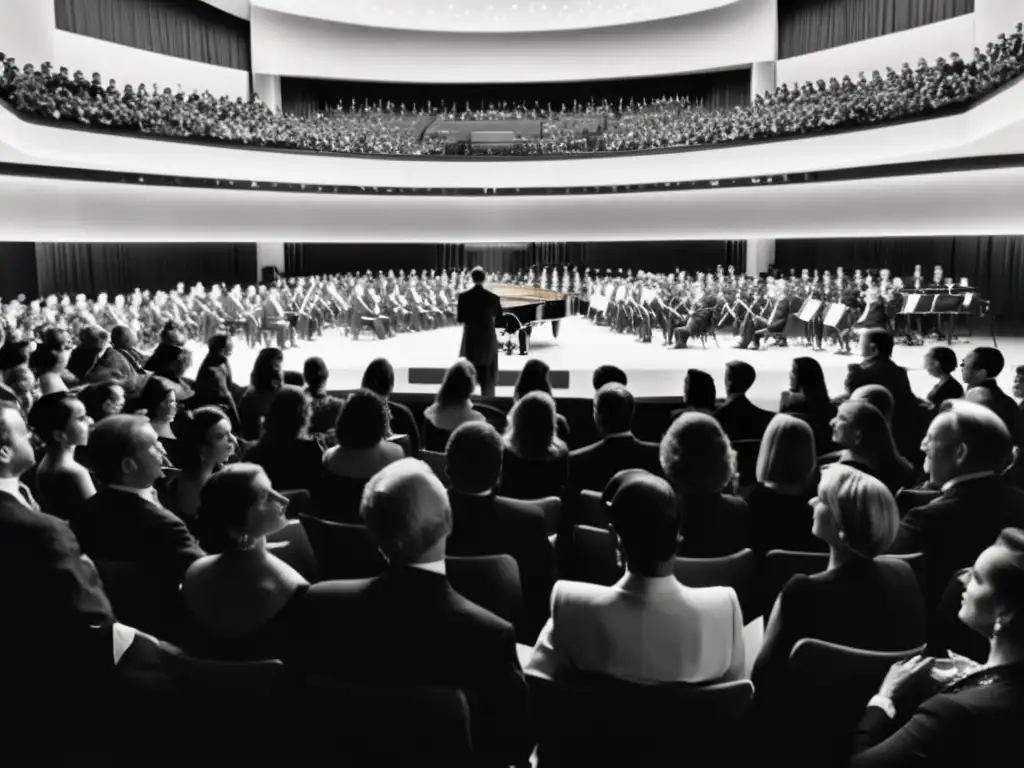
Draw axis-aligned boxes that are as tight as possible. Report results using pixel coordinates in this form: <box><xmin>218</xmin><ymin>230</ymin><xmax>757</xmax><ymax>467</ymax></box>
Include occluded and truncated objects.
<box><xmin>891</xmin><ymin>400</ymin><xmax>1024</xmax><ymax>608</ymax></box>
<box><xmin>289</xmin><ymin>458</ymin><xmax>530</xmax><ymax>765</ymax></box>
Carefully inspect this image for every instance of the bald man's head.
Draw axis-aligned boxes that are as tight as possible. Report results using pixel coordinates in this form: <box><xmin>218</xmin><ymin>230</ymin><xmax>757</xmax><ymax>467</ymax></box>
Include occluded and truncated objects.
<box><xmin>360</xmin><ymin>458</ymin><xmax>452</xmax><ymax>565</ymax></box>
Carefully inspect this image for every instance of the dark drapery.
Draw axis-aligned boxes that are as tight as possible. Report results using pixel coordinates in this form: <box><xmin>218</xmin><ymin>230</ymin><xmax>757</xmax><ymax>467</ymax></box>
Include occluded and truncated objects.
<box><xmin>54</xmin><ymin>0</ymin><xmax>250</xmax><ymax>70</ymax></box>
<box><xmin>779</xmin><ymin>0</ymin><xmax>975</xmax><ymax>59</ymax></box>
<box><xmin>284</xmin><ymin>244</ymin><xmax>443</xmax><ymax>277</ymax></box>
<box><xmin>35</xmin><ymin>243</ymin><xmax>257</xmax><ymax>297</ymax></box>
<box><xmin>0</xmin><ymin>243</ymin><xmax>40</xmax><ymax>298</ymax></box>
<box><xmin>774</xmin><ymin>236</ymin><xmax>1024</xmax><ymax>318</ymax></box>
<box><xmin>281</xmin><ymin>68</ymin><xmax>751</xmax><ymax>117</ymax></box>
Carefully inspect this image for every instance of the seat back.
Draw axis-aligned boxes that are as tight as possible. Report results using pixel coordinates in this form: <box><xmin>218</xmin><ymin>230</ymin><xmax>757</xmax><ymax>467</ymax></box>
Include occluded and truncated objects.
<box><xmin>278</xmin><ymin>488</ymin><xmax>311</xmax><ymax>520</ymax></box>
<box><xmin>447</xmin><ymin>554</ymin><xmax>524</xmax><ymax>631</ymax></box>
<box><xmin>420</xmin><ymin>449</ymin><xmax>448</xmax><ymax>485</ymax></box>
<box><xmin>94</xmin><ymin>559</ymin><xmax>183</xmax><ymax>641</ymax></box>
<box><xmin>266</xmin><ymin>519</ymin><xmax>320</xmax><ymax>581</ymax></box>
<box><xmin>299</xmin><ymin>515</ymin><xmax>385</xmax><ymax>580</ymax></box>
<box><xmin>570</xmin><ymin>525</ymin><xmax>622</xmax><ymax>586</ymax></box>
<box><xmin>524</xmin><ymin>495</ymin><xmax>561</xmax><ymax>535</ymax></box>
<box><xmin>673</xmin><ymin>549</ymin><xmax>756</xmax><ymax>624</ymax></box>
<box><xmin>531</xmin><ymin>672</ymin><xmax>753</xmax><ymax>766</ymax></box>
<box><xmin>785</xmin><ymin>639</ymin><xmax>926</xmax><ymax>765</ymax></box>
<box><xmin>577</xmin><ymin>488</ymin><xmax>610</xmax><ymax>529</ymax></box>
<box><xmin>473</xmin><ymin>402</ymin><xmax>508</xmax><ymax>433</ymax></box>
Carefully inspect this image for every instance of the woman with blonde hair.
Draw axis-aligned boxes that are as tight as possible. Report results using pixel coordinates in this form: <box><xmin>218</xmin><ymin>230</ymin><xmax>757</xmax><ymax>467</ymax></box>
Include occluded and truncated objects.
<box><xmin>752</xmin><ymin>464</ymin><xmax>926</xmax><ymax>703</ymax></box>
<box><xmin>828</xmin><ymin>399</ymin><xmax>916</xmax><ymax>494</ymax></box>
<box><xmin>499</xmin><ymin>391</ymin><xmax>568</xmax><ymax>499</ymax></box>
<box><xmin>743</xmin><ymin>414</ymin><xmax>824</xmax><ymax>556</ymax></box>
<box><xmin>659</xmin><ymin>411</ymin><xmax>749</xmax><ymax>557</ymax></box>
<box><xmin>422</xmin><ymin>359</ymin><xmax>486</xmax><ymax>451</ymax></box>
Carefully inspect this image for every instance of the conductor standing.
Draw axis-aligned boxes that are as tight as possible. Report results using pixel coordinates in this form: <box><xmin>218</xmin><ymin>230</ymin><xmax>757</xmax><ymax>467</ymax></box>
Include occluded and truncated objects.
<box><xmin>458</xmin><ymin>266</ymin><xmax>502</xmax><ymax>397</ymax></box>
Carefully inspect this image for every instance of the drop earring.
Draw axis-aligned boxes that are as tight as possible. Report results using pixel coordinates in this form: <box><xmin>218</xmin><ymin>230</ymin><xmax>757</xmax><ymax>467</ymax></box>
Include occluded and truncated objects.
<box><xmin>993</xmin><ymin>618</ymin><xmax>1003</xmax><ymax>638</ymax></box>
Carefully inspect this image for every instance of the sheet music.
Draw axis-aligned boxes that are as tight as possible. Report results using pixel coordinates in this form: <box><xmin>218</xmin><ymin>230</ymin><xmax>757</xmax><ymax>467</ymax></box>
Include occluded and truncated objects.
<box><xmin>902</xmin><ymin>294</ymin><xmax>923</xmax><ymax>314</ymax></box>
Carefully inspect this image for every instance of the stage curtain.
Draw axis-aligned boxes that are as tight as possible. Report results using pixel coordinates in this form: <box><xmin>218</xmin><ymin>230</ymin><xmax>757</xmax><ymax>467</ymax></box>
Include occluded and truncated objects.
<box><xmin>779</xmin><ymin>0</ymin><xmax>975</xmax><ymax>59</ymax></box>
<box><xmin>774</xmin><ymin>236</ymin><xmax>1024</xmax><ymax>318</ymax></box>
<box><xmin>54</xmin><ymin>0</ymin><xmax>250</xmax><ymax>70</ymax></box>
<box><xmin>35</xmin><ymin>243</ymin><xmax>257</xmax><ymax>297</ymax></box>
<box><xmin>0</xmin><ymin>243</ymin><xmax>40</xmax><ymax>299</ymax></box>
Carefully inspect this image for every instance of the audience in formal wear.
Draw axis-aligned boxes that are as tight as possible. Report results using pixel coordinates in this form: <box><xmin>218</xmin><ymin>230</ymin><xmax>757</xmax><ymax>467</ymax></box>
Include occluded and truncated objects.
<box><xmin>891</xmin><ymin>400</ymin><xmax>1024</xmax><ymax>610</ymax></box>
<box><xmin>961</xmin><ymin>347</ymin><xmax>1021</xmax><ymax>445</ymax></box>
<box><xmin>288</xmin><ymin>459</ymin><xmax>532</xmax><ymax>765</ymax></box>
<box><xmin>528</xmin><ymin>469</ymin><xmax>745</xmax><ymax>683</ymax></box>
<box><xmin>826</xmin><ymin>400</ymin><xmax>916</xmax><ymax>494</ymax></box>
<box><xmin>752</xmin><ymin>464</ymin><xmax>927</xmax><ymax>704</ymax></box>
<box><xmin>714</xmin><ymin>360</ymin><xmax>774</xmax><ymax>442</ymax></box>
<box><xmin>782</xmin><ymin>356</ymin><xmax>838</xmax><ymax>453</ymax></box>
<box><xmin>592</xmin><ymin>364</ymin><xmax>628</xmax><ymax>391</ymax></box>
<box><xmin>362</xmin><ymin>357</ymin><xmax>420</xmax><ymax>456</ymax></box>
<box><xmin>319</xmin><ymin>388</ymin><xmax>404</xmax><ymax>522</ymax></box>
<box><xmin>744</xmin><ymin>413</ymin><xmax>824</xmax><ymax>556</ymax></box>
<box><xmin>30</xmin><ymin>344</ymin><xmax>70</xmax><ymax>395</ymax></box>
<box><xmin>28</xmin><ymin>392</ymin><xmax>96</xmax><ymax>521</ymax></box>
<box><xmin>677</xmin><ymin>368</ymin><xmax>717</xmax><ymax>415</ymax></box>
<box><xmin>133</xmin><ymin>374</ymin><xmax>182</xmax><ymax>468</ymax></box>
<box><xmin>79</xmin><ymin>380</ymin><xmax>126</xmax><ymax>424</ymax></box>
<box><xmin>660</xmin><ymin>411</ymin><xmax>750</xmax><ymax>557</ymax></box>
<box><xmin>244</xmin><ymin>385</ymin><xmax>323</xmax><ymax>495</ymax></box>
<box><xmin>849</xmin><ymin>527</ymin><xmax>1024</xmax><ymax>766</ymax></box>
<box><xmin>924</xmin><ymin>346</ymin><xmax>965</xmax><ymax>408</ymax></box>
<box><xmin>513</xmin><ymin>359</ymin><xmax>570</xmax><ymax>442</ymax></box>
<box><xmin>181</xmin><ymin>464</ymin><xmax>306</xmax><ymax>661</ymax></box>
<box><xmin>190</xmin><ymin>333</ymin><xmax>240</xmax><ymax>432</ymax></box>
<box><xmin>500</xmin><ymin>391</ymin><xmax>569</xmax><ymax>500</ymax></box>
<box><xmin>238</xmin><ymin>346</ymin><xmax>284</xmax><ymax>440</ymax></box>
<box><xmin>445</xmin><ymin>421</ymin><xmax>555</xmax><ymax>641</ymax></box>
<box><xmin>422</xmin><ymin>359</ymin><xmax>486</xmax><ymax>451</ymax></box>
<box><xmin>302</xmin><ymin>356</ymin><xmax>343</xmax><ymax>445</ymax></box>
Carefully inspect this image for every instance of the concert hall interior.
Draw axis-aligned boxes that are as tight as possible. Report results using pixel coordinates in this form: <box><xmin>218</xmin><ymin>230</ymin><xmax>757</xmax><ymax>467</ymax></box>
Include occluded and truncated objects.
<box><xmin>2</xmin><ymin>0</ymin><xmax>1024</xmax><ymax>765</ymax></box>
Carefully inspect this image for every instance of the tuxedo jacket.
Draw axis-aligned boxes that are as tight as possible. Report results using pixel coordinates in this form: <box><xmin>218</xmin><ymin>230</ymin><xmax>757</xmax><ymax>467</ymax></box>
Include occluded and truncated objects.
<box><xmin>849</xmin><ymin>662</ymin><xmax>1024</xmax><ymax>767</ymax></box>
<box><xmin>73</xmin><ymin>487</ymin><xmax>204</xmax><ymax>591</ymax></box>
<box><xmin>446</xmin><ymin>490</ymin><xmax>556</xmax><ymax>642</ymax></box>
<box><xmin>388</xmin><ymin>400</ymin><xmax>421</xmax><ymax>456</ymax></box>
<box><xmin>972</xmin><ymin>379</ymin><xmax>1021</xmax><ymax>445</ymax></box>
<box><xmin>287</xmin><ymin>567</ymin><xmax>531</xmax><ymax>765</ymax></box>
<box><xmin>566</xmin><ymin>434</ymin><xmax>661</xmax><ymax>496</ymax></box>
<box><xmin>714</xmin><ymin>396</ymin><xmax>775</xmax><ymax>443</ymax></box>
<box><xmin>926</xmin><ymin>377</ymin><xmax>964</xmax><ymax>408</ymax></box>
<box><xmin>527</xmin><ymin>575</ymin><xmax>744</xmax><ymax>685</ymax></box>
<box><xmin>856</xmin><ymin>356</ymin><xmax>915</xmax><ymax>405</ymax></box>
<box><xmin>457</xmin><ymin>284</ymin><xmax>502</xmax><ymax>366</ymax></box>
<box><xmin>890</xmin><ymin>475</ymin><xmax>1024</xmax><ymax>609</ymax></box>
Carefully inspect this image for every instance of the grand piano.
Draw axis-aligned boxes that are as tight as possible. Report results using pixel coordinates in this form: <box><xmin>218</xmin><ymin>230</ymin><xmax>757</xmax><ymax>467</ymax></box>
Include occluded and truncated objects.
<box><xmin>491</xmin><ymin>283</ymin><xmax>570</xmax><ymax>355</ymax></box>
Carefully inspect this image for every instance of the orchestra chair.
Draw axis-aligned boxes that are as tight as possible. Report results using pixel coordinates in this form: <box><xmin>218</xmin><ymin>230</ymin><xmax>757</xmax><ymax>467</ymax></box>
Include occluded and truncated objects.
<box><xmin>783</xmin><ymin>639</ymin><xmax>926</xmax><ymax>767</ymax></box>
<box><xmin>570</xmin><ymin>525</ymin><xmax>623</xmax><ymax>586</ymax></box>
<box><xmin>419</xmin><ymin>449</ymin><xmax>448</xmax><ymax>485</ymax></box>
<box><xmin>299</xmin><ymin>515</ymin><xmax>385</xmax><ymax>580</ymax></box>
<box><xmin>447</xmin><ymin>554</ymin><xmax>526</xmax><ymax>639</ymax></box>
<box><xmin>111</xmin><ymin>634</ymin><xmax>288</xmax><ymax>764</ymax></box>
<box><xmin>528</xmin><ymin>671</ymin><xmax>754</xmax><ymax>767</ymax></box>
<box><xmin>761</xmin><ymin>550</ymin><xmax>927</xmax><ymax>617</ymax></box>
<box><xmin>730</xmin><ymin>439</ymin><xmax>761</xmax><ymax>488</ymax></box>
<box><xmin>576</xmin><ymin>489</ymin><xmax>611</xmax><ymax>529</ymax></box>
<box><xmin>524</xmin><ymin>495</ymin><xmax>561</xmax><ymax>535</ymax></box>
<box><xmin>266</xmin><ymin>518</ymin><xmax>320</xmax><ymax>582</ymax></box>
<box><xmin>674</xmin><ymin>549</ymin><xmax>756</xmax><ymax>625</ymax></box>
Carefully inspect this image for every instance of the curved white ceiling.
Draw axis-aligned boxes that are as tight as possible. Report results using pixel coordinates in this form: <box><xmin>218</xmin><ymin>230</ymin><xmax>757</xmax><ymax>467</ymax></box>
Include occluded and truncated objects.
<box><xmin>247</xmin><ymin>0</ymin><xmax>742</xmax><ymax>33</ymax></box>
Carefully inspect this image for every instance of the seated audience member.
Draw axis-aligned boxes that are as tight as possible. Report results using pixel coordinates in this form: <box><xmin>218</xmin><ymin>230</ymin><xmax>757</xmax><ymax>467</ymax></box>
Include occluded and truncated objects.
<box><xmin>134</xmin><ymin>375</ymin><xmax>182</xmax><ymax>468</ymax></box>
<box><xmin>362</xmin><ymin>357</ymin><xmax>420</xmax><ymax>455</ymax></box>
<box><xmin>891</xmin><ymin>401</ymin><xmax>1024</xmax><ymax>609</ymax></box>
<box><xmin>73</xmin><ymin>415</ymin><xmax>204</xmax><ymax>605</ymax></box>
<box><xmin>660</xmin><ymin>412</ymin><xmax>750</xmax><ymax>557</ymax></box>
<box><xmin>144</xmin><ymin>321</ymin><xmax>187</xmax><ymax>374</ymax></box>
<box><xmin>319</xmin><ymin>389</ymin><xmax>404</xmax><ymax>522</ymax></box>
<box><xmin>856</xmin><ymin>329</ymin><xmax>916</xmax><ymax>406</ymax></box>
<box><xmin>513</xmin><ymin>359</ymin><xmax>570</xmax><ymax>442</ymax></box>
<box><xmin>1014</xmin><ymin>365</ymin><xmax>1024</xmax><ymax>406</ymax></box>
<box><xmin>714</xmin><ymin>361</ymin><xmax>774</xmax><ymax>442</ymax></box>
<box><xmin>181</xmin><ymin>464</ymin><xmax>306</xmax><ymax>661</ymax></box>
<box><xmin>147</xmin><ymin>344</ymin><xmax>194</xmax><ymax>401</ymax></box>
<box><xmin>671</xmin><ymin>368</ymin><xmax>717</xmax><ymax>418</ymax></box>
<box><xmin>160</xmin><ymin>406</ymin><xmax>236</xmax><ymax>533</ymax></box>
<box><xmin>528</xmin><ymin>470</ymin><xmax>745</xmax><ymax>684</ymax></box>
<box><xmin>782</xmin><ymin>356</ymin><xmax>838</xmax><ymax>453</ymax></box>
<box><xmin>288</xmin><ymin>459</ymin><xmax>531</xmax><ymax>765</ymax></box>
<box><xmin>961</xmin><ymin>347</ymin><xmax>1021</xmax><ymax>444</ymax></box>
<box><xmin>445</xmin><ymin>421</ymin><xmax>555</xmax><ymax>641</ymax></box>
<box><xmin>190</xmin><ymin>334</ymin><xmax>240</xmax><ymax>432</ymax></box>
<box><xmin>744</xmin><ymin>414</ymin><xmax>824</xmax><ymax>556</ymax></box>
<box><xmin>28</xmin><ymin>393</ymin><xmax>96</xmax><ymax>520</ymax></box>
<box><xmin>109</xmin><ymin>325</ymin><xmax>147</xmax><ymax>376</ymax></box>
<box><xmin>500</xmin><ymin>391</ymin><xmax>569</xmax><ymax>500</ymax></box>
<box><xmin>924</xmin><ymin>346</ymin><xmax>964</xmax><ymax>408</ymax></box>
<box><xmin>79</xmin><ymin>380</ymin><xmax>126</xmax><ymax>424</ymax></box>
<box><xmin>243</xmin><ymin>386</ymin><xmax>323</xmax><ymax>495</ymax></box>
<box><xmin>752</xmin><ymin>465</ymin><xmax>926</xmax><ymax>702</ymax></box>
<box><xmin>422</xmin><ymin>359</ymin><xmax>486</xmax><ymax>451</ymax></box>
<box><xmin>827</xmin><ymin>400</ymin><xmax>916</xmax><ymax>495</ymax></box>
<box><xmin>29</xmin><ymin>344</ymin><xmax>70</xmax><ymax>395</ymax></box>
<box><xmin>850</xmin><ymin>384</ymin><xmax>896</xmax><ymax>426</ymax></box>
<box><xmin>848</xmin><ymin>528</ymin><xmax>1024</xmax><ymax>766</ymax></box>
<box><xmin>303</xmin><ymin>356</ymin><xmax>342</xmax><ymax>445</ymax></box>
<box><xmin>592</xmin><ymin>364</ymin><xmax>628</xmax><ymax>390</ymax></box>
<box><xmin>4</xmin><ymin>364</ymin><xmax>35</xmax><ymax>414</ymax></box>
<box><xmin>238</xmin><ymin>347</ymin><xmax>284</xmax><ymax>440</ymax></box>
<box><xmin>67</xmin><ymin>326</ymin><xmax>134</xmax><ymax>385</ymax></box>
<box><xmin>0</xmin><ymin>402</ymin><xmax>116</xmax><ymax>745</ymax></box>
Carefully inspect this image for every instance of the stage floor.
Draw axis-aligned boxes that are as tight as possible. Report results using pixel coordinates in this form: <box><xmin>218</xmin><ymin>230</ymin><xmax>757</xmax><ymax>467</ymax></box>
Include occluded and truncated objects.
<box><xmin>207</xmin><ymin>316</ymin><xmax>1018</xmax><ymax>410</ymax></box>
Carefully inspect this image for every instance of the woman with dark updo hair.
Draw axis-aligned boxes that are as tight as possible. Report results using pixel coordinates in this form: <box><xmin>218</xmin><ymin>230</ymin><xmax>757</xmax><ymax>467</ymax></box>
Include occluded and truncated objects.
<box><xmin>243</xmin><ymin>385</ymin><xmax>323</xmax><ymax>494</ymax></box>
<box><xmin>238</xmin><ymin>347</ymin><xmax>284</xmax><ymax>441</ymax></box>
<box><xmin>181</xmin><ymin>464</ymin><xmax>306</xmax><ymax>661</ymax></box>
<box><xmin>29</xmin><ymin>393</ymin><xmax>95</xmax><ymax>520</ymax></box>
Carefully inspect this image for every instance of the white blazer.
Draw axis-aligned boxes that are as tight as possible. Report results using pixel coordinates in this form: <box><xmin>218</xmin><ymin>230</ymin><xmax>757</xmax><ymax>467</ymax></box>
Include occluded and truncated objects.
<box><xmin>527</xmin><ymin>573</ymin><xmax>745</xmax><ymax>685</ymax></box>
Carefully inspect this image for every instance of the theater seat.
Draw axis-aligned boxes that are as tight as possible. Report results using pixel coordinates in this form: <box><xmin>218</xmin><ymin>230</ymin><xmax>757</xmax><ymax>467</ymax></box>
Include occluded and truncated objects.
<box><xmin>266</xmin><ymin>519</ymin><xmax>320</xmax><ymax>582</ymax></box>
<box><xmin>673</xmin><ymin>549</ymin><xmax>756</xmax><ymax>625</ymax></box>
<box><xmin>447</xmin><ymin>554</ymin><xmax>525</xmax><ymax>638</ymax></box>
<box><xmin>523</xmin><ymin>496</ymin><xmax>561</xmax><ymax>535</ymax></box>
<box><xmin>419</xmin><ymin>449</ymin><xmax>448</xmax><ymax>485</ymax></box>
<box><xmin>570</xmin><ymin>525</ymin><xmax>622</xmax><ymax>586</ymax></box>
<box><xmin>299</xmin><ymin>514</ymin><xmax>385</xmax><ymax>580</ymax></box>
<box><xmin>576</xmin><ymin>489</ymin><xmax>610</xmax><ymax>529</ymax></box>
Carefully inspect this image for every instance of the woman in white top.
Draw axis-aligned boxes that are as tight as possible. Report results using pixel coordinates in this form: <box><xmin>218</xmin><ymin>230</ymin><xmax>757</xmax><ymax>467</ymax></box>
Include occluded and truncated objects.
<box><xmin>528</xmin><ymin>469</ymin><xmax>745</xmax><ymax>685</ymax></box>
<box><xmin>422</xmin><ymin>359</ymin><xmax>486</xmax><ymax>451</ymax></box>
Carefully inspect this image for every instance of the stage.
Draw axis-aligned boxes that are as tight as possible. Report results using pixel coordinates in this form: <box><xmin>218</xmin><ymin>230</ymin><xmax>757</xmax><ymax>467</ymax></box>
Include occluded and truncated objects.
<box><xmin>206</xmin><ymin>316</ymin><xmax>1019</xmax><ymax>410</ymax></box>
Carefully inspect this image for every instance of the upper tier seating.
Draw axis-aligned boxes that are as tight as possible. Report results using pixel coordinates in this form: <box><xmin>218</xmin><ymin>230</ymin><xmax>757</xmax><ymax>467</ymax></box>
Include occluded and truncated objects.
<box><xmin>1</xmin><ymin>23</ymin><xmax>1021</xmax><ymax>158</ymax></box>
